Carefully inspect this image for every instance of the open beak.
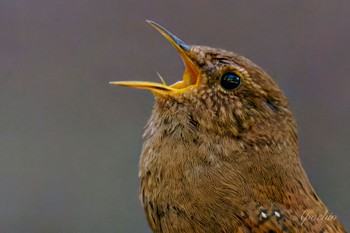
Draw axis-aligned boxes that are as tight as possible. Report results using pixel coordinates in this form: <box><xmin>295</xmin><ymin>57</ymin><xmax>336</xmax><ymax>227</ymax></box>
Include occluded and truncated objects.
<box><xmin>110</xmin><ymin>20</ymin><xmax>200</xmax><ymax>95</ymax></box>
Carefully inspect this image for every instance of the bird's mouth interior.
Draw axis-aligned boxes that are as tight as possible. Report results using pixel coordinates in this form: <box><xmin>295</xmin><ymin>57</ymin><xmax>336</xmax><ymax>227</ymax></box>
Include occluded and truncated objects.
<box><xmin>110</xmin><ymin>20</ymin><xmax>200</xmax><ymax>94</ymax></box>
<box><xmin>109</xmin><ymin>54</ymin><xmax>199</xmax><ymax>94</ymax></box>
<box><xmin>164</xmin><ymin>51</ymin><xmax>199</xmax><ymax>91</ymax></box>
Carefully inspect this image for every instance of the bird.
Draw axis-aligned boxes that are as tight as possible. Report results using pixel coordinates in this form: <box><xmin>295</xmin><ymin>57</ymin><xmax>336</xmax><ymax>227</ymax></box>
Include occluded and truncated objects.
<box><xmin>110</xmin><ymin>21</ymin><xmax>346</xmax><ymax>233</ymax></box>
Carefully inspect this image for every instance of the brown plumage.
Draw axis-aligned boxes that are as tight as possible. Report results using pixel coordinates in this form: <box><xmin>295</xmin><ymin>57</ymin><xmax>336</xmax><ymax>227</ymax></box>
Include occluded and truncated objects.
<box><xmin>111</xmin><ymin>21</ymin><xmax>346</xmax><ymax>233</ymax></box>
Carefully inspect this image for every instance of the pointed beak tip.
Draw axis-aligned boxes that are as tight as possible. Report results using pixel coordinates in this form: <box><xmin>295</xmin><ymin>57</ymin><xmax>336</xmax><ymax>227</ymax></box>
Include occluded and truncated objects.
<box><xmin>145</xmin><ymin>20</ymin><xmax>161</xmax><ymax>29</ymax></box>
<box><xmin>145</xmin><ymin>19</ymin><xmax>154</xmax><ymax>25</ymax></box>
<box><xmin>145</xmin><ymin>19</ymin><xmax>191</xmax><ymax>52</ymax></box>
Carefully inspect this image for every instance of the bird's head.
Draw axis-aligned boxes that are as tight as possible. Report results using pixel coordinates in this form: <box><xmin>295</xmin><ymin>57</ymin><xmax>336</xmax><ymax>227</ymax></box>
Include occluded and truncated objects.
<box><xmin>111</xmin><ymin>21</ymin><xmax>296</xmax><ymax>142</ymax></box>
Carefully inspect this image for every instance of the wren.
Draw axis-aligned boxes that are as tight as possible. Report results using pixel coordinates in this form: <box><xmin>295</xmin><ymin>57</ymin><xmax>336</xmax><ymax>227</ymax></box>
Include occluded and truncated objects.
<box><xmin>111</xmin><ymin>21</ymin><xmax>346</xmax><ymax>233</ymax></box>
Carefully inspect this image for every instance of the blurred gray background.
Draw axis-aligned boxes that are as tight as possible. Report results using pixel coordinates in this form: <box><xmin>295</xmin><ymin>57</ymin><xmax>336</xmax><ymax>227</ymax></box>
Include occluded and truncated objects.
<box><xmin>0</xmin><ymin>1</ymin><xmax>349</xmax><ymax>232</ymax></box>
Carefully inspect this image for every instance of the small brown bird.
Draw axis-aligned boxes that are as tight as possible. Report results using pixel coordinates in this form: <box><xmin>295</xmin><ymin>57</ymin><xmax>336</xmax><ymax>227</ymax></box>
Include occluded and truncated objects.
<box><xmin>111</xmin><ymin>21</ymin><xmax>346</xmax><ymax>232</ymax></box>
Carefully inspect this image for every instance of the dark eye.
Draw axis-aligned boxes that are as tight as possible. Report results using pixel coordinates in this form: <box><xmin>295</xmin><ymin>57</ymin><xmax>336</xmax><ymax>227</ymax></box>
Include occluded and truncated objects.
<box><xmin>220</xmin><ymin>72</ymin><xmax>241</xmax><ymax>91</ymax></box>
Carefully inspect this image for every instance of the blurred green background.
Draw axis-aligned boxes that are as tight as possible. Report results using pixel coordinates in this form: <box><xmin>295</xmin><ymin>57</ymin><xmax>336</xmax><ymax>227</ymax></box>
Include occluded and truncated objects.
<box><xmin>0</xmin><ymin>1</ymin><xmax>349</xmax><ymax>232</ymax></box>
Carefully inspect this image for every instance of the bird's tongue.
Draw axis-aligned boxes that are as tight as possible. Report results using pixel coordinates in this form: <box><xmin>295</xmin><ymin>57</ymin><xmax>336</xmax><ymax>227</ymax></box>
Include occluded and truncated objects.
<box><xmin>108</xmin><ymin>63</ymin><xmax>198</xmax><ymax>94</ymax></box>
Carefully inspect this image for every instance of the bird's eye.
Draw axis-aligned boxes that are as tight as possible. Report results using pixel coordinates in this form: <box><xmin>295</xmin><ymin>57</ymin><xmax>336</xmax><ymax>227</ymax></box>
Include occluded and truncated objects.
<box><xmin>220</xmin><ymin>72</ymin><xmax>242</xmax><ymax>91</ymax></box>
